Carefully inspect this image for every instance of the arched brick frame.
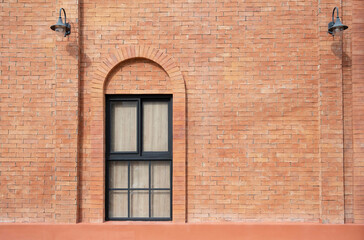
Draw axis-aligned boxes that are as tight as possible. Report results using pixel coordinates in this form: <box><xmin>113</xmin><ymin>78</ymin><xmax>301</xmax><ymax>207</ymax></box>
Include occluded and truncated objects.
<box><xmin>90</xmin><ymin>46</ymin><xmax>186</xmax><ymax>222</ymax></box>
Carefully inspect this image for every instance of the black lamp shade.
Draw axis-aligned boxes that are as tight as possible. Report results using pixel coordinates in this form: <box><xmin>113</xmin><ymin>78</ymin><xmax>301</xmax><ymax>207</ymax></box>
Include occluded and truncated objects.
<box><xmin>328</xmin><ymin>17</ymin><xmax>348</xmax><ymax>34</ymax></box>
<box><xmin>51</xmin><ymin>17</ymin><xmax>66</xmax><ymax>31</ymax></box>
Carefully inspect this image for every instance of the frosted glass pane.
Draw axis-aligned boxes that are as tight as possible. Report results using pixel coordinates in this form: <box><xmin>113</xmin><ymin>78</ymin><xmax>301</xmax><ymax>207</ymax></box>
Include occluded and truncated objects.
<box><xmin>151</xmin><ymin>190</ymin><xmax>170</xmax><ymax>218</ymax></box>
<box><xmin>143</xmin><ymin>102</ymin><xmax>168</xmax><ymax>152</ymax></box>
<box><xmin>130</xmin><ymin>190</ymin><xmax>149</xmax><ymax>218</ymax></box>
<box><xmin>109</xmin><ymin>161</ymin><xmax>128</xmax><ymax>188</ymax></box>
<box><xmin>151</xmin><ymin>161</ymin><xmax>170</xmax><ymax>188</ymax></box>
<box><xmin>111</xmin><ymin>101</ymin><xmax>137</xmax><ymax>152</ymax></box>
<box><xmin>109</xmin><ymin>190</ymin><xmax>128</xmax><ymax>218</ymax></box>
<box><xmin>130</xmin><ymin>161</ymin><xmax>149</xmax><ymax>188</ymax></box>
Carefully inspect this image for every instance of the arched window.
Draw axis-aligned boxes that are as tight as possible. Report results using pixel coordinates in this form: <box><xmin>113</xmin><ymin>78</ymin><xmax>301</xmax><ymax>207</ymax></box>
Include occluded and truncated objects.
<box><xmin>90</xmin><ymin>46</ymin><xmax>186</xmax><ymax>222</ymax></box>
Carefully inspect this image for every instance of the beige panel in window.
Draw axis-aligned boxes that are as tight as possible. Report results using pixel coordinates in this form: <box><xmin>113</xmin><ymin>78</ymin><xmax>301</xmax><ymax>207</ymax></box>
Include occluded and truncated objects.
<box><xmin>111</xmin><ymin>101</ymin><xmax>137</xmax><ymax>152</ymax></box>
<box><xmin>130</xmin><ymin>161</ymin><xmax>149</xmax><ymax>188</ymax></box>
<box><xmin>109</xmin><ymin>190</ymin><xmax>128</xmax><ymax>218</ymax></box>
<box><xmin>143</xmin><ymin>102</ymin><xmax>168</xmax><ymax>152</ymax></box>
<box><xmin>130</xmin><ymin>190</ymin><xmax>149</xmax><ymax>218</ymax></box>
<box><xmin>151</xmin><ymin>161</ymin><xmax>170</xmax><ymax>188</ymax></box>
<box><xmin>151</xmin><ymin>190</ymin><xmax>170</xmax><ymax>218</ymax></box>
<box><xmin>109</xmin><ymin>161</ymin><xmax>128</xmax><ymax>189</ymax></box>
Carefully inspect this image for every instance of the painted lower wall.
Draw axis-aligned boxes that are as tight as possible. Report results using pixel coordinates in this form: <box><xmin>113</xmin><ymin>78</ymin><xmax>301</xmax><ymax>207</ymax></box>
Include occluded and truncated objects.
<box><xmin>0</xmin><ymin>223</ymin><xmax>363</xmax><ymax>240</ymax></box>
<box><xmin>1</xmin><ymin>0</ymin><xmax>364</xmax><ymax>225</ymax></box>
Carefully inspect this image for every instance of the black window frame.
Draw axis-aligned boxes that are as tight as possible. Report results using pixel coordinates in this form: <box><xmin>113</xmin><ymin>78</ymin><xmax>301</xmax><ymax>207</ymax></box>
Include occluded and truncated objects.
<box><xmin>105</xmin><ymin>94</ymin><xmax>173</xmax><ymax>221</ymax></box>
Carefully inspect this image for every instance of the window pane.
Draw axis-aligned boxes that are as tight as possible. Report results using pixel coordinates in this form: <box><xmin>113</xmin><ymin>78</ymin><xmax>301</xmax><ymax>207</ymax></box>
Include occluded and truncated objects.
<box><xmin>143</xmin><ymin>101</ymin><xmax>168</xmax><ymax>152</ymax></box>
<box><xmin>130</xmin><ymin>190</ymin><xmax>149</xmax><ymax>218</ymax></box>
<box><xmin>130</xmin><ymin>161</ymin><xmax>149</xmax><ymax>188</ymax></box>
<box><xmin>151</xmin><ymin>190</ymin><xmax>170</xmax><ymax>218</ymax></box>
<box><xmin>111</xmin><ymin>101</ymin><xmax>137</xmax><ymax>152</ymax></box>
<box><xmin>109</xmin><ymin>190</ymin><xmax>128</xmax><ymax>218</ymax></box>
<box><xmin>151</xmin><ymin>161</ymin><xmax>170</xmax><ymax>188</ymax></box>
<box><xmin>109</xmin><ymin>161</ymin><xmax>128</xmax><ymax>189</ymax></box>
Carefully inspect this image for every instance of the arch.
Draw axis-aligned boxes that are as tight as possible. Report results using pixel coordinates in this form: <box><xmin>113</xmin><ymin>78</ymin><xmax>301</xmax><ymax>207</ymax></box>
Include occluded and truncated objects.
<box><xmin>92</xmin><ymin>46</ymin><xmax>185</xmax><ymax>94</ymax></box>
<box><xmin>90</xmin><ymin>46</ymin><xmax>186</xmax><ymax>223</ymax></box>
<box><xmin>104</xmin><ymin>58</ymin><xmax>172</xmax><ymax>94</ymax></box>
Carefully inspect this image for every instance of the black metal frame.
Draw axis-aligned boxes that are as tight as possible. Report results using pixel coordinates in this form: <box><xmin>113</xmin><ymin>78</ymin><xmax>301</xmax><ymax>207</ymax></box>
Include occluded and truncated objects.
<box><xmin>105</xmin><ymin>95</ymin><xmax>173</xmax><ymax>221</ymax></box>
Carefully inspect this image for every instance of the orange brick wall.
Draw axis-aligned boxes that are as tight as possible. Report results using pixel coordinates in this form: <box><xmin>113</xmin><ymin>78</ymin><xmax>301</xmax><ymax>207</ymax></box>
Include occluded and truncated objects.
<box><xmin>0</xmin><ymin>0</ymin><xmax>57</xmax><ymax>222</ymax></box>
<box><xmin>342</xmin><ymin>0</ymin><xmax>354</xmax><ymax>223</ymax></box>
<box><xmin>1</xmin><ymin>0</ymin><xmax>364</xmax><ymax>224</ymax></box>
<box><xmin>352</xmin><ymin>0</ymin><xmax>364</xmax><ymax>223</ymax></box>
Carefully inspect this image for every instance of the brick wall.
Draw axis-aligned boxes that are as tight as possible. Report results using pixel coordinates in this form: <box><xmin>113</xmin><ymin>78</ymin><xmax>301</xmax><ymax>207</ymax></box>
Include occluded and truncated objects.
<box><xmin>0</xmin><ymin>0</ymin><xmax>363</xmax><ymax>223</ymax></box>
<box><xmin>342</xmin><ymin>0</ymin><xmax>354</xmax><ymax>223</ymax></box>
<box><xmin>0</xmin><ymin>0</ymin><xmax>57</xmax><ymax>222</ymax></box>
<box><xmin>352</xmin><ymin>0</ymin><xmax>364</xmax><ymax>223</ymax></box>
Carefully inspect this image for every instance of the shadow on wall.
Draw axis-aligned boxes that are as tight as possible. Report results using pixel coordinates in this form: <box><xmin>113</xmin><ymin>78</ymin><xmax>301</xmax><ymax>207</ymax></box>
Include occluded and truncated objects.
<box><xmin>66</xmin><ymin>41</ymin><xmax>92</xmax><ymax>68</ymax></box>
<box><xmin>331</xmin><ymin>41</ymin><xmax>351</xmax><ymax>67</ymax></box>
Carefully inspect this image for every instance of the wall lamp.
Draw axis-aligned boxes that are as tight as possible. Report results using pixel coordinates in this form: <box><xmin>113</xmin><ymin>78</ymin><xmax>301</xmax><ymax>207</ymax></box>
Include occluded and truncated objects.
<box><xmin>50</xmin><ymin>8</ymin><xmax>71</xmax><ymax>37</ymax></box>
<box><xmin>328</xmin><ymin>7</ymin><xmax>348</xmax><ymax>36</ymax></box>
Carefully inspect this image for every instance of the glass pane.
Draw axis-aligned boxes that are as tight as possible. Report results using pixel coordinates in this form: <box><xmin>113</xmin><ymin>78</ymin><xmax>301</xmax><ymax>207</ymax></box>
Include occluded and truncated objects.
<box><xmin>143</xmin><ymin>101</ymin><xmax>169</xmax><ymax>152</ymax></box>
<box><xmin>130</xmin><ymin>161</ymin><xmax>149</xmax><ymax>188</ymax></box>
<box><xmin>109</xmin><ymin>161</ymin><xmax>128</xmax><ymax>188</ymax></box>
<box><xmin>151</xmin><ymin>190</ymin><xmax>170</xmax><ymax>218</ymax></box>
<box><xmin>111</xmin><ymin>101</ymin><xmax>137</xmax><ymax>152</ymax></box>
<box><xmin>151</xmin><ymin>161</ymin><xmax>170</xmax><ymax>188</ymax></box>
<box><xmin>130</xmin><ymin>190</ymin><xmax>149</xmax><ymax>218</ymax></box>
<box><xmin>109</xmin><ymin>190</ymin><xmax>128</xmax><ymax>218</ymax></box>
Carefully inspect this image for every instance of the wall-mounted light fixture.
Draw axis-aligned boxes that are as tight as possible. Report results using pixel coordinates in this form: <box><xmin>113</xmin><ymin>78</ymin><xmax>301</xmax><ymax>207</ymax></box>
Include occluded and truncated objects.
<box><xmin>328</xmin><ymin>7</ymin><xmax>348</xmax><ymax>36</ymax></box>
<box><xmin>50</xmin><ymin>8</ymin><xmax>71</xmax><ymax>37</ymax></box>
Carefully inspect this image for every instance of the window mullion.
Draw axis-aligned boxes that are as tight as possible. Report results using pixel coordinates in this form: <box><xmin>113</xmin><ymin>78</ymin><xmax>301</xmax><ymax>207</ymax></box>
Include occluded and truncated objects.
<box><xmin>168</xmin><ymin>99</ymin><xmax>172</xmax><ymax>155</ymax></box>
<box><xmin>127</xmin><ymin>160</ymin><xmax>130</xmax><ymax>218</ymax></box>
<box><xmin>138</xmin><ymin>99</ymin><xmax>142</xmax><ymax>156</ymax></box>
<box><xmin>149</xmin><ymin>160</ymin><xmax>151</xmax><ymax>218</ymax></box>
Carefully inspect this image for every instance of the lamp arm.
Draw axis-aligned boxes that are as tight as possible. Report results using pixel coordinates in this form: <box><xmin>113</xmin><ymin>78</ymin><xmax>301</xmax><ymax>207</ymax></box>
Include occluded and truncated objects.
<box><xmin>332</xmin><ymin>7</ymin><xmax>339</xmax><ymax>22</ymax></box>
<box><xmin>59</xmin><ymin>8</ymin><xmax>67</xmax><ymax>24</ymax></box>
